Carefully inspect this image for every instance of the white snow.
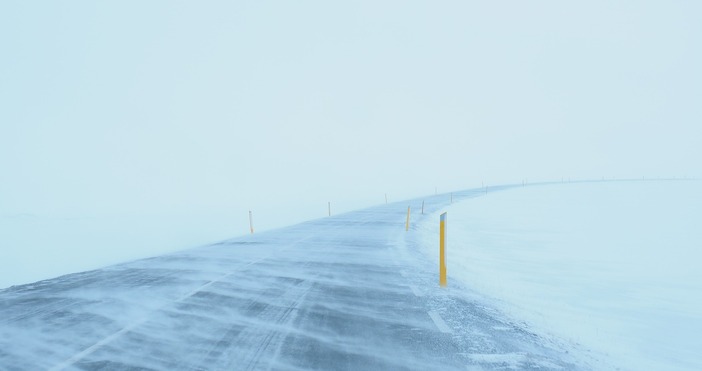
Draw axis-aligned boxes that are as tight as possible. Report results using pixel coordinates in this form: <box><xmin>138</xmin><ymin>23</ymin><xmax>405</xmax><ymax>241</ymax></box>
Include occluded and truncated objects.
<box><xmin>4</xmin><ymin>179</ymin><xmax>700</xmax><ymax>369</ymax></box>
<box><xmin>418</xmin><ymin>180</ymin><xmax>702</xmax><ymax>371</ymax></box>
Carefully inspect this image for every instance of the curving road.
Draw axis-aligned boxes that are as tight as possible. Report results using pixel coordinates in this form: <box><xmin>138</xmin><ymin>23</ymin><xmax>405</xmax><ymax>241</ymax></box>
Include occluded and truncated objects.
<box><xmin>0</xmin><ymin>187</ymin><xmax>584</xmax><ymax>370</ymax></box>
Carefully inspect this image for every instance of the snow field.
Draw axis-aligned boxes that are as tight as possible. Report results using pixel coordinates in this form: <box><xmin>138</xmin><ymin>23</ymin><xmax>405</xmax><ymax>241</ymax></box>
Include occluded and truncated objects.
<box><xmin>417</xmin><ymin>181</ymin><xmax>702</xmax><ymax>371</ymax></box>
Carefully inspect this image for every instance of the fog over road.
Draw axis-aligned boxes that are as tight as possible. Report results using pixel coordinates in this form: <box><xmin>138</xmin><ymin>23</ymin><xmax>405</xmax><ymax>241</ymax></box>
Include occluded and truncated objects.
<box><xmin>0</xmin><ymin>187</ymin><xmax>583</xmax><ymax>370</ymax></box>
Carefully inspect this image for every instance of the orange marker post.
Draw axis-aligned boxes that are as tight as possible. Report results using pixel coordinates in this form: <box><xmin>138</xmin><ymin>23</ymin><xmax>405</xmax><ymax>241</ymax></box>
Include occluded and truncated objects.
<box><xmin>439</xmin><ymin>212</ymin><xmax>447</xmax><ymax>287</ymax></box>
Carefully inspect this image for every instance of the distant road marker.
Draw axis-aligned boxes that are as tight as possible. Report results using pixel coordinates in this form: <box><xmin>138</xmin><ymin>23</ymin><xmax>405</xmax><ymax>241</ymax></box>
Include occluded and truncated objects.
<box><xmin>249</xmin><ymin>210</ymin><xmax>254</xmax><ymax>234</ymax></box>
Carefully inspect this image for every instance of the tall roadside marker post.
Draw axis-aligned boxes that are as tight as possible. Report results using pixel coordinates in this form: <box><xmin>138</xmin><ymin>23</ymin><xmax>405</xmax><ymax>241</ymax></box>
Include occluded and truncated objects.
<box><xmin>328</xmin><ymin>202</ymin><xmax>331</xmax><ymax>217</ymax></box>
<box><xmin>249</xmin><ymin>211</ymin><xmax>254</xmax><ymax>234</ymax></box>
<box><xmin>421</xmin><ymin>200</ymin><xmax>425</xmax><ymax>215</ymax></box>
<box><xmin>405</xmin><ymin>206</ymin><xmax>411</xmax><ymax>231</ymax></box>
<box><xmin>385</xmin><ymin>193</ymin><xmax>388</xmax><ymax>204</ymax></box>
<box><xmin>439</xmin><ymin>212</ymin><xmax>447</xmax><ymax>287</ymax></box>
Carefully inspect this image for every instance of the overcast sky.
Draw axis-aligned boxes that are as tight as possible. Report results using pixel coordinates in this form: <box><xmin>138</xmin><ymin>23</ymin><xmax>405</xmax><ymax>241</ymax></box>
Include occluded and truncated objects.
<box><xmin>2</xmin><ymin>1</ymin><xmax>700</xmax><ymax>231</ymax></box>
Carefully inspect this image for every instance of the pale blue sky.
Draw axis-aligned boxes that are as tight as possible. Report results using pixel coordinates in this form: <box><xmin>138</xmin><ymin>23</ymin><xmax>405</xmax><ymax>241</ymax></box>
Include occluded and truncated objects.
<box><xmin>2</xmin><ymin>1</ymin><xmax>700</xmax><ymax>231</ymax></box>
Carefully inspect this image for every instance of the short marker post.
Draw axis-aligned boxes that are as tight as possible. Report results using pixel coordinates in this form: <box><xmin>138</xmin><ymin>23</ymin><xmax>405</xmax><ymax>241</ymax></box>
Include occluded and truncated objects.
<box><xmin>440</xmin><ymin>212</ymin><xmax>447</xmax><ymax>287</ymax></box>
<box><xmin>421</xmin><ymin>200</ymin><xmax>425</xmax><ymax>215</ymax></box>
<box><xmin>385</xmin><ymin>193</ymin><xmax>388</xmax><ymax>204</ymax></box>
<box><xmin>328</xmin><ymin>201</ymin><xmax>331</xmax><ymax>217</ymax></box>
<box><xmin>405</xmin><ymin>206</ymin><xmax>411</xmax><ymax>231</ymax></box>
<box><xmin>249</xmin><ymin>210</ymin><xmax>254</xmax><ymax>234</ymax></box>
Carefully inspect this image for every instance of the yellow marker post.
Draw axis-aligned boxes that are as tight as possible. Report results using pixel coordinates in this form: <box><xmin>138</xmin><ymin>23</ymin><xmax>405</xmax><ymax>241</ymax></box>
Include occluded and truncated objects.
<box><xmin>249</xmin><ymin>210</ymin><xmax>254</xmax><ymax>234</ymax></box>
<box><xmin>405</xmin><ymin>206</ymin><xmax>411</xmax><ymax>231</ymax></box>
<box><xmin>439</xmin><ymin>212</ymin><xmax>447</xmax><ymax>287</ymax></box>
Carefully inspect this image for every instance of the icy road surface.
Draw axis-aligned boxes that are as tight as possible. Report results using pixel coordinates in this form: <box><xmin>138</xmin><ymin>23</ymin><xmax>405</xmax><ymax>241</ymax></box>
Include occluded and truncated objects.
<box><xmin>1</xmin><ymin>189</ymin><xmax>584</xmax><ymax>370</ymax></box>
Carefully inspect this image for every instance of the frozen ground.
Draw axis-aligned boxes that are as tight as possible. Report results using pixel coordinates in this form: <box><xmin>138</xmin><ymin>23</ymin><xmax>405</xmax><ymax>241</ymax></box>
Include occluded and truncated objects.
<box><xmin>418</xmin><ymin>180</ymin><xmax>702</xmax><ymax>371</ymax></box>
<box><xmin>0</xmin><ymin>190</ymin><xmax>586</xmax><ymax>370</ymax></box>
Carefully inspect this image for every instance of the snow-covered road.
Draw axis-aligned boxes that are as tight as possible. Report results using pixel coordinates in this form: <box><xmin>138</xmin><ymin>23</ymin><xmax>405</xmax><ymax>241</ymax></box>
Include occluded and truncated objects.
<box><xmin>0</xmin><ymin>188</ymin><xmax>582</xmax><ymax>370</ymax></box>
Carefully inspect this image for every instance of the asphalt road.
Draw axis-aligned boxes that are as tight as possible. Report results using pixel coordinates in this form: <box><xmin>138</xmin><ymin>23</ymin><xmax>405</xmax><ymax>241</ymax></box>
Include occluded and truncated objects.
<box><xmin>0</xmin><ymin>187</ymin><xmax>584</xmax><ymax>370</ymax></box>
